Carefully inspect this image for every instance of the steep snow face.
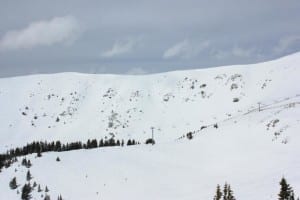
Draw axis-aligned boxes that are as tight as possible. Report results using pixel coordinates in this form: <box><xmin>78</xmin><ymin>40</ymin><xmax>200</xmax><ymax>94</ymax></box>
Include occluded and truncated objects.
<box><xmin>0</xmin><ymin>53</ymin><xmax>300</xmax><ymax>200</ymax></box>
<box><xmin>0</xmin><ymin>53</ymin><xmax>300</xmax><ymax>150</ymax></box>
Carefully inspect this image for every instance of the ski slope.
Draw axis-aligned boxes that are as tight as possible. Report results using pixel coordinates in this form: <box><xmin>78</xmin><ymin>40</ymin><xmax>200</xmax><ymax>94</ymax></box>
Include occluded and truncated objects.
<box><xmin>0</xmin><ymin>52</ymin><xmax>300</xmax><ymax>199</ymax></box>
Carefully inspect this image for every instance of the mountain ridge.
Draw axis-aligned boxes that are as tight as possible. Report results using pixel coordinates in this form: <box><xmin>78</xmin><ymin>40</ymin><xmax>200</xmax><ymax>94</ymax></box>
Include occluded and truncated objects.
<box><xmin>0</xmin><ymin>52</ymin><xmax>300</xmax><ymax>199</ymax></box>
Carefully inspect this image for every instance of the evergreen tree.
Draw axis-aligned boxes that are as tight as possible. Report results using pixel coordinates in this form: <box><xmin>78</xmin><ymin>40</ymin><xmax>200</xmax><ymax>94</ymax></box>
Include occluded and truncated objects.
<box><xmin>99</xmin><ymin>139</ymin><xmax>104</xmax><ymax>147</ymax></box>
<box><xmin>38</xmin><ymin>184</ymin><xmax>42</xmax><ymax>192</ymax></box>
<box><xmin>26</xmin><ymin>170</ymin><xmax>32</xmax><ymax>181</ymax></box>
<box><xmin>55</xmin><ymin>141</ymin><xmax>62</xmax><ymax>151</ymax></box>
<box><xmin>44</xmin><ymin>194</ymin><xmax>51</xmax><ymax>200</ymax></box>
<box><xmin>9</xmin><ymin>177</ymin><xmax>18</xmax><ymax>189</ymax></box>
<box><xmin>45</xmin><ymin>186</ymin><xmax>49</xmax><ymax>192</ymax></box>
<box><xmin>214</xmin><ymin>184</ymin><xmax>222</xmax><ymax>200</ymax></box>
<box><xmin>26</xmin><ymin>160</ymin><xmax>32</xmax><ymax>168</ymax></box>
<box><xmin>91</xmin><ymin>139</ymin><xmax>98</xmax><ymax>148</ymax></box>
<box><xmin>132</xmin><ymin>139</ymin><xmax>136</xmax><ymax>145</ymax></box>
<box><xmin>222</xmin><ymin>183</ymin><xmax>235</xmax><ymax>200</ymax></box>
<box><xmin>37</xmin><ymin>144</ymin><xmax>42</xmax><ymax>157</ymax></box>
<box><xmin>22</xmin><ymin>158</ymin><xmax>28</xmax><ymax>166</ymax></box>
<box><xmin>21</xmin><ymin>183</ymin><xmax>32</xmax><ymax>200</ymax></box>
<box><xmin>109</xmin><ymin>138</ymin><xmax>115</xmax><ymax>146</ymax></box>
<box><xmin>37</xmin><ymin>150</ymin><xmax>42</xmax><ymax>157</ymax></box>
<box><xmin>279</xmin><ymin>177</ymin><xmax>295</xmax><ymax>200</ymax></box>
<box><xmin>56</xmin><ymin>157</ymin><xmax>60</xmax><ymax>162</ymax></box>
<box><xmin>87</xmin><ymin>139</ymin><xmax>91</xmax><ymax>149</ymax></box>
<box><xmin>57</xmin><ymin>194</ymin><xmax>63</xmax><ymax>200</ymax></box>
<box><xmin>223</xmin><ymin>183</ymin><xmax>228</xmax><ymax>200</ymax></box>
<box><xmin>227</xmin><ymin>185</ymin><xmax>236</xmax><ymax>200</ymax></box>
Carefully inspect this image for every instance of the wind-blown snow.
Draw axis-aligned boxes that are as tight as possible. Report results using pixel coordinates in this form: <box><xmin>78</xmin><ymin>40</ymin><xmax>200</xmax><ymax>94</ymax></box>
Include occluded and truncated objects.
<box><xmin>0</xmin><ymin>52</ymin><xmax>300</xmax><ymax>199</ymax></box>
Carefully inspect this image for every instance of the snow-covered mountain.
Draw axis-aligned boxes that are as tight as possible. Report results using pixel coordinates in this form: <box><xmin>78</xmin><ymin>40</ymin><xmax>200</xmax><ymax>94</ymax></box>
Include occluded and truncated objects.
<box><xmin>0</xmin><ymin>52</ymin><xmax>300</xmax><ymax>200</ymax></box>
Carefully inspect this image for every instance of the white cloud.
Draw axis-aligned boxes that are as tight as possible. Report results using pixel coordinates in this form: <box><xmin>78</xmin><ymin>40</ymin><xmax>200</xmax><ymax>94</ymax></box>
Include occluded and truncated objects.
<box><xmin>163</xmin><ymin>39</ymin><xmax>189</xmax><ymax>59</ymax></box>
<box><xmin>101</xmin><ymin>38</ymin><xmax>139</xmax><ymax>58</ymax></box>
<box><xmin>273</xmin><ymin>35</ymin><xmax>300</xmax><ymax>54</ymax></box>
<box><xmin>0</xmin><ymin>16</ymin><xmax>80</xmax><ymax>51</ymax></box>
<box><xmin>163</xmin><ymin>39</ymin><xmax>210</xmax><ymax>59</ymax></box>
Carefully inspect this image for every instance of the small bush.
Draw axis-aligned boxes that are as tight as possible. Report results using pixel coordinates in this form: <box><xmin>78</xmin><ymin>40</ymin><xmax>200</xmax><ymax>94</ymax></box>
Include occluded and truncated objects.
<box><xmin>233</xmin><ymin>98</ymin><xmax>239</xmax><ymax>102</ymax></box>
<box><xmin>145</xmin><ymin>138</ymin><xmax>155</xmax><ymax>145</ymax></box>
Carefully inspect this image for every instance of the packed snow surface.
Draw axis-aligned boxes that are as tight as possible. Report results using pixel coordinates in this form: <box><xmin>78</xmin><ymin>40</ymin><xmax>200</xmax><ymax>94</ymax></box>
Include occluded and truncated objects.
<box><xmin>0</xmin><ymin>52</ymin><xmax>300</xmax><ymax>199</ymax></box>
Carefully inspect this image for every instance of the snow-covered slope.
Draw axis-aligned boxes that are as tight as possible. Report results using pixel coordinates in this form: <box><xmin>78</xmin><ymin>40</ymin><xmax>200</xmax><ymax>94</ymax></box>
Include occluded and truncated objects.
<box><xmin>1</xmin><ymin>52</ymin><xmax>300</xmax><ymax>150</ymax></box>
<box><xmin>0</xmin><ymin>53</ymin><xmax>300</xmax><ymax>199</ymax></box>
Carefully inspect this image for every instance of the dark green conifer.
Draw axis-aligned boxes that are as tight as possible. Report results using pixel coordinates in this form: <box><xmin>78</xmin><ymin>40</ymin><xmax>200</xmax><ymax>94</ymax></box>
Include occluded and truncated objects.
<box><xmin>214</xmin><ymin>184</ymin><xmax>222</xmax><ymax>200</ymax></box>
<box><xmin>9</xmin><ymin>177</ymin><xmax>18</xmax><ymax>189</ymax></box>
<box><xmin>26</xmin><ymin>170</ymin><xmax>32</xmax><ymax>181</ymax></box>
<box><xmin>279</xmin><ymin>177</ymin><xmax>295</xmax><ymax>200</ymax></box>
<box><xmin>21</xmin><ymin>183</ymin><xmax>32</xmax><ymax>200</ymax></box>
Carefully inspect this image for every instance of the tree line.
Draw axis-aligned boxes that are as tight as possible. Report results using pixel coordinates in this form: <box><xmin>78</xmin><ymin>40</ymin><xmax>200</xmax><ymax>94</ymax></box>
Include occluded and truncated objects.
<box><xmin>0</xmin><ymin>137</ymin><xmax>140</xmax><ymax>172</ymax></box>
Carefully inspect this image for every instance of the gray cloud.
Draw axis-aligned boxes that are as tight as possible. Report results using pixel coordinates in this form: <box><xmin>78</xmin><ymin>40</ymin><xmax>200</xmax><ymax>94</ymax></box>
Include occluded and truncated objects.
<box><xmin>0</xmin><ymin>0</ymin><xmax>300</xmax><ymax>77</ymax></box>
<box><xmin>163</xmin><ymin>39</ymin><xmax>210</xmax><ymax>59</ymax></box>
<box><xmin>126</xmin><ymin>67</ymin><xmax>148</xmax><ymax>75</ymax></box>
<box><xmin>0</xmin><ymin>16</ymin><xmax>80</xmax><ymax>51</ymax></box>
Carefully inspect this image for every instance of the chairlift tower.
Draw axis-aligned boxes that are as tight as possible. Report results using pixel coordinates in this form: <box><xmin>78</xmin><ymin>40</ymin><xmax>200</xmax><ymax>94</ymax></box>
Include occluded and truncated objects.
<box><xmin>151</xmin><ymin>127</ymin><xmax>155</xmax><ymax>141</ymax></box>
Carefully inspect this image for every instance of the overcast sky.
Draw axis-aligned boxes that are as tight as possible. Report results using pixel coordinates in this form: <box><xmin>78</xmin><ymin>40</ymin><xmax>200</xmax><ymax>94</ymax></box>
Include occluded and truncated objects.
<box><xmin>0</xmin><ymin>0</ymin><xmax>300</xmax><ymax>77</ymax></box>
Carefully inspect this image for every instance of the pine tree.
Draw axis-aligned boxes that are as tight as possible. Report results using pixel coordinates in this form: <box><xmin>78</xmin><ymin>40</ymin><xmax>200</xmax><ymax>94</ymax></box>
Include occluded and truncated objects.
<box><xmin>22</xmin><ymin>158</ymin><xmax>28</xmax><ymax>166</ymax></box>
<box><xmin>21</xmin><ymin>183</ymin><xmax>32</xmax><ymax>200</ymax></box>
<box><xmin>222</xmin><ymin>183</ymin><xmax>235</xmax><ymax>200</ymax></box>
<box><xmin>87</xmin><ymin>139</ymin><xmax>91</xmax><ymax>148</ymax></box>
<box><xmin>227</xmin><ymin>185</ymin><xmax>236</xmax><ymax>200</ymax></box>
<box><xmin>214</xmin><ymin>184</ymin><xmax>222</xmax><ymax>200</ymax></box>
<box><xmin>99</xmin><ymin>139</ymin><xmax>104</xmax><ymax>147</ymax></box>
<box><xmin>45</xmin><ymin>186</ymin><xmax>49</xmax><ymax>192</ymax></box>
<box><xmin>279</xmin><ymin>177</ymin><xmax>295</xmax><ymax>200</ymax></box>
<box><xmin>9</xmin><ymin>177</ymin><xmax>18</xmax><ymax>189</ymax></box>
<box><xmin>44</xmin><ymin>194</ymin><xmax>51</xmax><ymax>200</ymax></box>
<box><xmin>56</xmin><ymin>157</ymin><xmax>60</xmax><ymax>162</ymax></box>
<box><xmin>132</xmin><ymin>139</ymin><xmax>136</xmax><ymax>145</ymax></box>
<box><xmin>223</xmin><ymin>183</ymin><xmax>228</xmax><ymax>200</ymax></box>
<box><xmin>37</xmin><ymin>151</ymin><xmax>42</xmax><ymax>157</ymax></box>
<box><xmin>55</xmin><ymin>141</ymin><xmax>62</xmax><ymax>151</ymax></box>
<box><xmin>57</xmin><ymin>194</ymin><xmax>63</xmax><ymax>200</ymax></box>
<box><xmin>109</xmin><ymin>138</ymin><xmax>115</xmax><ymax>146</ymax></box>
<box><xmin>26</xmin><ymin>160</ymin><xmax>32</xmax><ymax>168</ymax></box>
<box><xmin>26</xmin><ymin>170</ymin><xmax>32</xmax><ymax>181</ymax></box>
<box><xmin>37</xmin><ymin>144</ymin><xmax>42</xmax><ymax>157</ymax></box>
<box><xmin>38</xmin><ymin>184</ymin><xmax>42</xmax><ymax>192</ymax></box>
